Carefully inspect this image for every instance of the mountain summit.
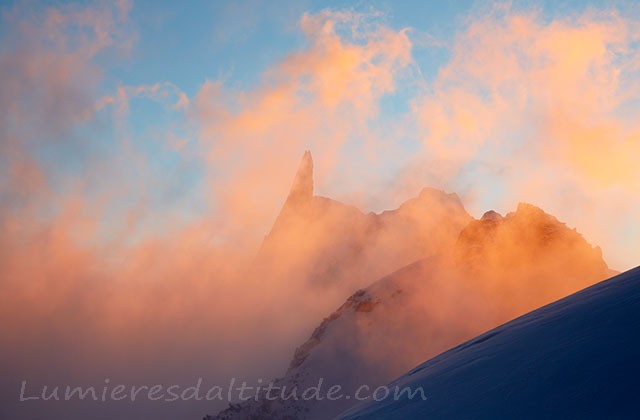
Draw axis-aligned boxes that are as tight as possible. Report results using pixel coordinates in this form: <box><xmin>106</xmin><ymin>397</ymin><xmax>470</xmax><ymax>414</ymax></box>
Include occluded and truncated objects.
<box><xmin>256</xmin><ymin>151</ymin><xmax>471</xmax><ymax>310</ymax></box>
<box><xmin>288</xmin><ymin>150</ymin><xmax>314</xmax><ymax>202</ymax></box>
<box><xmin>207</xmin><ymin>153</ymin><xmax>612</xmax><ymax>420</ymax></box>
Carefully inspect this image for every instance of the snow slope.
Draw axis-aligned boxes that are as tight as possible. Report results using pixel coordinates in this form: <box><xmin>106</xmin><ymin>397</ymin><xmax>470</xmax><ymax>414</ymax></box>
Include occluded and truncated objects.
<box><xmin>339</xmin><ymin>265</ymin><xmax>640</xmax><ymax>420</ymax></box>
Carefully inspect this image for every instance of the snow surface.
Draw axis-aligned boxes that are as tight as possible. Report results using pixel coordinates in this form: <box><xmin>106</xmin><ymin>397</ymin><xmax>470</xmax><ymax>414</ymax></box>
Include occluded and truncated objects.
<box><xmin>338</xmin><ymin>265</ymin><xmax>640</xmax><ymax>420</ymax></box>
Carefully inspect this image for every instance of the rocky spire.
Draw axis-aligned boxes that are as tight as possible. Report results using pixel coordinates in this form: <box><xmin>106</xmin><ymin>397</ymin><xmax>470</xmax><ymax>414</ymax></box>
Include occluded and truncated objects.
<box><xmin>263</xmin><ymin>151</ymin><xmax>315</xmax><ymax>239</ymax></box>
<box><xmin>287</xmin><ymin>150</ymin><xmax>314</xmax><ymax>202</ymax></box>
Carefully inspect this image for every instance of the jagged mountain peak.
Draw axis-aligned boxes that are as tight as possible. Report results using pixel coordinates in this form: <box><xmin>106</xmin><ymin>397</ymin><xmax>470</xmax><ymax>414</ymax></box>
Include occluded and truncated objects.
<box><xmin>264</xmin><ymin>151</ymin><xmax>316</xmax><ymax>237</ymax></box>
<box><xmin>481</xmin><ymin>210</ymin><xmax>503</xmax><ymax>221</ymax></box>
<box><xmin>456</xmin><ymin>202</ymin><xmax>606</xmax><ymax>266</ymax></box>
<box><xmin>259</xmin><ymin>152</ymin><xmax>472</xmax><ymax>294</ymax></box>
<box><xmin>387</xmin><ymin>187</ymin><xmax>466</xmax><ymax>216</ymax></box>
<box><xmin>417</xmin><ymin>187</ymin><xmax>464</xmax><ymax>207</ymax></box>
<box><xmin>288</xmin><ymin>150</ymin><xmax>314</xmax><ymax>202</ymax></box>
<box><xmin>211</xmin><ymin>181</ymin><xmax>612</xmax><ymax>420</ymax></box>
<box><xmin>209</xmin><ymin>152</ymin><xmax>613</xmax><ymax>420</ymax></box>
<box><xmin>511</xmin><ymin>201</ymin><xmax>556</xmax><ymax>220</ymax></box>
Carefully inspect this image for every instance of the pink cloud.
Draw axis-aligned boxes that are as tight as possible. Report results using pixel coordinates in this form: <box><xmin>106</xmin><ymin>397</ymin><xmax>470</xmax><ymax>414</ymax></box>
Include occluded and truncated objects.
<box><xmin>191</xmin><ymin>9</ymin><xmax>414</xmax><ymax>250</ymax></box>
<box><xmin>411</xmin><ymin>6</ymin><xmax>640</xmax><ymax>269</ymax></box>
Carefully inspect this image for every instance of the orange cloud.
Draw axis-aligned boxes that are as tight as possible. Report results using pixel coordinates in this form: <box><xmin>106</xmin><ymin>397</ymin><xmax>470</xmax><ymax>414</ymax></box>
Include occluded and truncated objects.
<box><xmin>412</xmin><ymin>5</ymin><xmax>640</xmax><ymax>269</ymax></box>
<box><xmin>191</xmin><ymin>9</ymin><xmax>413</xmax><ymax>251</ymax></box>
<box><xmin>1</xmin><ymin>9</ymin><xmax>417</xmax><ymax>417</ymax></box>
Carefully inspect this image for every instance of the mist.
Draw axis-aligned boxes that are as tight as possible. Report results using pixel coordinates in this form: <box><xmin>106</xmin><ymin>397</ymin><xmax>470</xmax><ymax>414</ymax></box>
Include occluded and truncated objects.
<box><xmin>1</xmin><ymin>1</ymin><xmax>639</xmax><ymax>419</ymax></box>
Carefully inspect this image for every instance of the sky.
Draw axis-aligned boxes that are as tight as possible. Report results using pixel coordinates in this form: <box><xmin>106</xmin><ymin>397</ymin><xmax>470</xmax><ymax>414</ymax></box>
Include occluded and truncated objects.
<box><xmin>1</xmin><ymin>0</ymin><xmax>639</xmax><ymax>271</ymax></box>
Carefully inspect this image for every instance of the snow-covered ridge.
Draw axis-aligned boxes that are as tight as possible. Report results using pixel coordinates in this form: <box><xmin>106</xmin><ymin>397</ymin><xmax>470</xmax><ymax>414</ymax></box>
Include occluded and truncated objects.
<box><xmin>339</xmin><ymin>265</ymin><xmax>640</xmax><ymax>419</ymax></box>
<box><xmin>289</xmin><ymin>289</ymin><xmax>380</xmax><ymax>372</ymax></box>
